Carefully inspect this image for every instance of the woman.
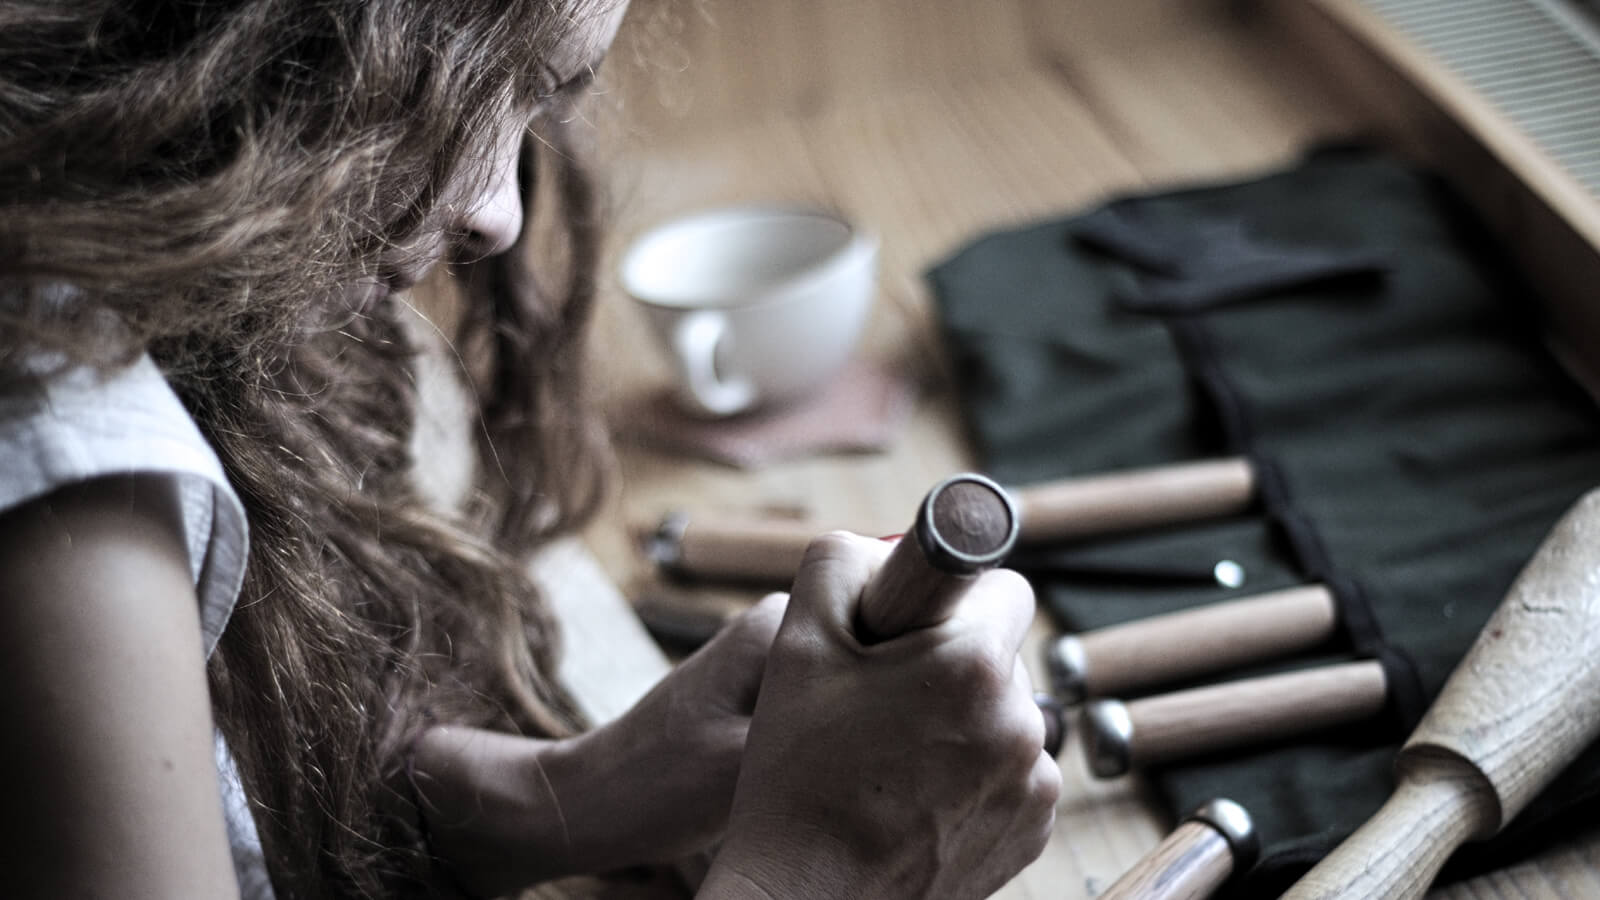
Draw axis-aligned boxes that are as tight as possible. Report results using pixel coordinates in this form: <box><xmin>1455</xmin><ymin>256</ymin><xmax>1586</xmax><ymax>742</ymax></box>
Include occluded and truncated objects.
<box><xmin>0</xmin><ymin>1</ymin><xmax>1059</xmax><ymax>897</ymax></box>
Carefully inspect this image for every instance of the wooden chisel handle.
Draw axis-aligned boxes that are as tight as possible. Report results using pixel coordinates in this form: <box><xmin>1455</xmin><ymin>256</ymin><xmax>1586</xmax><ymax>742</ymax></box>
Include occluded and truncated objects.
<box><xmin>1284</xmin><ymin>489</ymin><xmax>1600</xmax><ymax>900</ymax></box>
<box><xmin>640</xmin><ymin>457</ymin><xmax>1256</xmax><ymax>584</ymax></box>
<box><xmin>1045</xmin><ymin>584</ymin><xmax>1340</xmax><ymax>703</ymax></box>
<box><xmin>1098</xmin><ymin>799</ymin><xmax>1258</xmax><ymax>900</ymax></box>
<box><xmin>857</xmin><ymin>476</ymin><xmax>1065</xmax><ymax>757</ymax></box>
<box><xmin>1082</xmin><ymin>660</ymin><xmax>1388</xmax><ymax>778</ymax></box>
<box><xmin>1012</xmin><ymin>457</ymin><xmax>1255</xmax><ymax>543</ymax></box>
<box><xmin>856</xmin><ymin>473</ymin><xmax>1019</xmax><ymax>640</ymax></box>
<box><xmin>644</xmin><ymin>513</ymin><xmax>817</xmax><ymax>584</ymax></box>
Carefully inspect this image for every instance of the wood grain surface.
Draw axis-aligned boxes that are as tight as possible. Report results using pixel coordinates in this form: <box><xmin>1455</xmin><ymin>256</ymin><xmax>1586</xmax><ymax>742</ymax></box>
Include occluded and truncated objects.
<box><xmin>559</xmin><ymin>0</ymin><xmax>1600</xmax><ymax>896</ymax></box>
<box><xmin>1059</xmin><ymin>584</ymin><xmax>1340</xmax><ymax>702</ymax></box>
<box><xmin>1096</xmin><ymin>819</ymin><xmax>1235</xmax><ymax>900</ymax></box>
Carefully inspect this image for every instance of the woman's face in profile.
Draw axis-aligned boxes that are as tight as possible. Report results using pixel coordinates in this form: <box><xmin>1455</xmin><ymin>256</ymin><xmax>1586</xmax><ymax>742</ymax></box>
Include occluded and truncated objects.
<box><xmin>381</xmin><ymin>0</ymin><xmax>630</xmax><ymax>295</ymax></box>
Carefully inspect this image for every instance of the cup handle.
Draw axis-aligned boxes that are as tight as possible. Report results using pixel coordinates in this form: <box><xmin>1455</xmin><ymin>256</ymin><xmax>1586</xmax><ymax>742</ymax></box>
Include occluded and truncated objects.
<box><xmin>673</xmin><ymin>310</ymin><xmax>755</xmax><ymax>416</ymax></box>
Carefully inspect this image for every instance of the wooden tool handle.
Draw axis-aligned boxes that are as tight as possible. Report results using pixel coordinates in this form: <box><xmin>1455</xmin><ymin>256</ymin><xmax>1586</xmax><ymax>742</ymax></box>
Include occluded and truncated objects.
<box><xmin>1099</xmin><ymin>821</ymin><xmax>1231</xmax><ymax>900</ymax></box>
<box><xmin>1280</xmin><ymin>753</ymin><xmax>1497</xmax><ymax>900</ymax></box>
<box><xmin>1012</xmin><ymin>457</ymin><xmax>1254</xmax><ymax>544</ymax></box>
<box><xmin>1083</xmin><ymin>660</ymin><xmax>1388</xmax><ymax>778</ymax></box>
<box><xmin>1045</xmin><ymin>584</ymin><xmax>1339</xmax><ymax>703</ymax></box>
<box><xmin>857</xmin><ymin>474</ymin><xmax>1019</xmax><ymax>640</ymax></box>
<box><xmin>1097</xmin><ymin>799</ymin><xmax>1257</xmax><ymax>900</ymax></box>
<box><xmin>649</xmin><ymin>515</ymin><xmax>816</xmax><ymax>583</ymax></box>
<box><xmin>1402</xmin><ymin>488</ymin><xmax>1600</xmax><ymax>826</ymax></box>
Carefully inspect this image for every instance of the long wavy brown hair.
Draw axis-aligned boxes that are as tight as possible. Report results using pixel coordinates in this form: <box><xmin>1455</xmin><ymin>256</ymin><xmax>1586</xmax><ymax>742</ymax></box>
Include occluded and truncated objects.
<box><xmin>0</xmin><ymin>1</ymin><xmax>620</xmax><ymax>896</ymax></box>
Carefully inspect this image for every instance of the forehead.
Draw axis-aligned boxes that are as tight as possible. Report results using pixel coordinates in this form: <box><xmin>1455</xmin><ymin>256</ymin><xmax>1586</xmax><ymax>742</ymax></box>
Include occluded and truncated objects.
<box><xmin>545</xmin><ymin>1</ymin><xmax>630</xmax><ymax>83</ymax></box>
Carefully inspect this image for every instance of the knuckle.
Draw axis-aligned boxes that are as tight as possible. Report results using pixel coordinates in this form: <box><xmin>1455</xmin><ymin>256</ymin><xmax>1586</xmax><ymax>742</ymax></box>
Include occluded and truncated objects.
<box><xmin>948</xmin><ymin>645</ymin><xmax>1015</xmax><ymax>700</ymax></box>
<box><xmin>737</xmin><ymin>592</ymin><xmax>788</xmax><ymax>637</ymax></box>
<box><xmin>767</xmin><ymin>621</ymin><xmax>829</xmax><ymax>672</ymax></box>
<box><xmin>1034</xmin><ymin>757</ymin><xmax>1063</xmax><ymax>807</ymax></box>
<box><xmin>1008</xmin><ymin>713</ymin><xmax>1047</xmax><ymax>769</ymax></box>
<box><xmin>801</xmin><ymin>530</ymin><xmax>862</xmax><ymax>567</ymax></box>
<box><xmin>981</xmin><ymin>567</ymin><xmax>1035</xmax><ymax>611</ymax></box>
<box><xmin>1027</xmin><ymin>807</ymin><xmax>1057</xmax><ymax>862</ymax></box>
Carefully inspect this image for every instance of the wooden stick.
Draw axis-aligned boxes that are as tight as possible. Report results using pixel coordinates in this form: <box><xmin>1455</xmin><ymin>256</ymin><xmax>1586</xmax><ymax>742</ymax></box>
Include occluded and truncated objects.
<box><xmin>1282</xmin><ymin>490</ymin><xmax>1600</xmax><ymax>900</ymax></box>
<box><xmin>640</xmin><ymin>457</ymin><xmax>1256</xmax><ymax>584</ymax></box>
<box><xmin>1082</xmin><ymin>660</ymin><xmax>1388</xmax><ymax>778</ymax></box>
<box><xmin>1097</xmin><ymin>799</ymin><xmax>1258</xmax><ymax>900</ymax></box>
<box><xmin>644</xmin><ymin>513</ymin><xmax>819</xmax><ymax>584</ymax></box>
<box><xmin>1045</xmin><ymin>584</ymin><xmax>1340</xmax><ymax>704</ymax></box>
<box><xmin>1013</xmin><ymin>457</ymin><xmax>1254</xmax><ymax>544</ymax></box>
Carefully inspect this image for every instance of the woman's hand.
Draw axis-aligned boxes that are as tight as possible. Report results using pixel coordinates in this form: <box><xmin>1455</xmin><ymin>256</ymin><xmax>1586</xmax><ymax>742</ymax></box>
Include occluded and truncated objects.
<box><xmin>414</xmin><ymin>593</ymin><xmax>785</xmax><ymax>894</ymax></box>
<box><xmin>571</xmin><ymin>589</ymin><xmax>788</xmax><ymax>862</ymax></box>
<box><xmin>701</xmin><ymin>532</ymin><xmax>1060</xmax><ymax>900</ymax></box>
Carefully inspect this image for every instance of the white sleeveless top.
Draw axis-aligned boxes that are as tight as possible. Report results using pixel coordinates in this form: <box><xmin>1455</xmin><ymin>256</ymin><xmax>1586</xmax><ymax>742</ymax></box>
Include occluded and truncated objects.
<box><xmin>0</xmin><ymin>355</ymin><xmax>274</xmax><ymax>900</ymax></box>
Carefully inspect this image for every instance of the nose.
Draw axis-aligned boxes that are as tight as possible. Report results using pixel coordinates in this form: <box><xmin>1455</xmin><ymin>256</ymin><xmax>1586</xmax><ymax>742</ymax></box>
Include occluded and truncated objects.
<box><xmin>456</xmin><ymin>156</ymin><xmax>524</xmax><ymax>259</ymax></box>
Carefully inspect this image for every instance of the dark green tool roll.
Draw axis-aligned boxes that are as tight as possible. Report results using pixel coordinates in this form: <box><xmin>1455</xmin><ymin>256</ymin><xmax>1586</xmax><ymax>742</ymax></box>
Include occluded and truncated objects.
<box><xmin>927</xmin><ymin>146</ymin><xmax>1600</xmax><ymax>897</ymax></box>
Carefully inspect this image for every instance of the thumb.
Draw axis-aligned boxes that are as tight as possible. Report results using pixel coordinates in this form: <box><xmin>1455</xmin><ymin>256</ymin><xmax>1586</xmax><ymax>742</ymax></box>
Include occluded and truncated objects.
<box><xmin>782</xmin><ymin>531</ymin><xmax>893</xmax><ymax>638</ymax></box>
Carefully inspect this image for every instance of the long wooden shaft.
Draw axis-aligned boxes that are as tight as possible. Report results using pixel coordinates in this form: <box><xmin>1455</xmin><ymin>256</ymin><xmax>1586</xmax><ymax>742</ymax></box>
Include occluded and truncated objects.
<box><xmin>668</xmin><ymin>516</ymin><xmax>818</xmax><ymax>584</ymax></box>
<box><xmin>1097</xmin><ymin>799</ymin><xmax>1257</xmax><ymax>900</ymax></box>
<box><xmin>1083</xmin><ymin>660</ymin><xmax>1388</xmax><ymax>778</ymax></box>
<box><xmin>1099</xmin><ymin>822</ymin><xmax>1231</xmax><ymax>900</ymax></box>
<box><xmin>1012</xmin><ymin>457</ymin><xmax>1255</xmax><ymax>543</ymax></box>
<box><xmin>1045</xmin><ymin>584</ymin><xmax>1339</xmax><ymax>703</ymax></box>
<box><xmin>644</xmin><ymin>457</ymin><xmax>1255</xmax><ymax>584</ymax></box>
<box><xmin>1283</xmin><ymin>489</ymin><xmax>1600</xmax><ymax>899</ymax></box>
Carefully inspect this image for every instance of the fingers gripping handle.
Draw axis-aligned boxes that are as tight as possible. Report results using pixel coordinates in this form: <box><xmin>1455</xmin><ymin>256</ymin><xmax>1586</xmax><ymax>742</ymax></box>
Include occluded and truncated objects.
<box><xmin>856</xmin><ymin>474</ymin><xmax>1021</xmax><ymax>641</ymax></box>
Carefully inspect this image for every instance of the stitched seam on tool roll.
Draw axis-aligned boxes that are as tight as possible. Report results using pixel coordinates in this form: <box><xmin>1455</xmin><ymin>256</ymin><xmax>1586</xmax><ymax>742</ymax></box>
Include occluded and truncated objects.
<box><xmin>1161</xmin><ymin>309</ymin><xmax>1426</xmax><ymax>736</ymax></box>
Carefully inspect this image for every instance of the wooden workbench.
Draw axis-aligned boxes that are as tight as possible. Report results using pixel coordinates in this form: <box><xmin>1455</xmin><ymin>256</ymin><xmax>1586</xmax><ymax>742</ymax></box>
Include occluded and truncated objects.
<box><xmin>557</xmin><ymin>1</ymin><xmax>1600</xmax><ymax>896</ymax></box>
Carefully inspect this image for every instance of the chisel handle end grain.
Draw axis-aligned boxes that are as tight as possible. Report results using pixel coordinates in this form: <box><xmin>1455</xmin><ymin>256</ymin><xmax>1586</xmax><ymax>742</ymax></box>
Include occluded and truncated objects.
<box><xmin>857</xmin><ymin>473</ymin><xmax>1019</xmax><ymax>640</ymax></box>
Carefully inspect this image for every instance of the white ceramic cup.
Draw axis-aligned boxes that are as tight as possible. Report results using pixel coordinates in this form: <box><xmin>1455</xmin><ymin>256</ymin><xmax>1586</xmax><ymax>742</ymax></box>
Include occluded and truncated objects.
<box><xmin>620</xmin><ymin>208</ymin><xmax>879</xmax><ymax>417</ymax></box>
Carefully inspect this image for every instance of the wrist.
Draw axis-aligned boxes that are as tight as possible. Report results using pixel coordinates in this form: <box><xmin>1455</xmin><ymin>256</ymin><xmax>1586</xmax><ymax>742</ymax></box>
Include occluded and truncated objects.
<box><xmin>411</xmin><ymin>724</ymin><xmax>610</xmax><ymax>894</ymax></box>
<box><xmin>701</xmin><ymin>820</ymin><xmax>864</xmax><ymax>900</ymax></box>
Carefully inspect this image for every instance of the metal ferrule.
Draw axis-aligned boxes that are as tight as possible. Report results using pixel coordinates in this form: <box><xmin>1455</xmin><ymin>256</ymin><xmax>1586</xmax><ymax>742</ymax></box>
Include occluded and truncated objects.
<box><xmin>1082</xmin><ymin>699</ymin><xmax>1134</xmax><ymax>779</ymax></box>
<box><xmin>1044</xmin><ymin>634</ymin><xmax>1089</xmax><ymax>704</ymax></box>
<box><xmin>1187</xmin><ymin>798</ymin><xmax>1259</xmax><ymax>873</ymax></box>
<box><xmin>1034</xmin><ymin>692</ymin><xmax>1068</xmax><ymax>758</ymax></box>
<box><xmin>644</xmin><ymin>511</ymin><xmax>690</xmax><ymax>572</ymax></box>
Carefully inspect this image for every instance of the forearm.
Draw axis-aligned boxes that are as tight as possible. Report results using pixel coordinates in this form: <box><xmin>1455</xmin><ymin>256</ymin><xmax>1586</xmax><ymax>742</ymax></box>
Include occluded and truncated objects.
<box><xmin>411</xmin><ymin>724</ymin><xmax>624</xmax><ymax>895</ymax></box>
